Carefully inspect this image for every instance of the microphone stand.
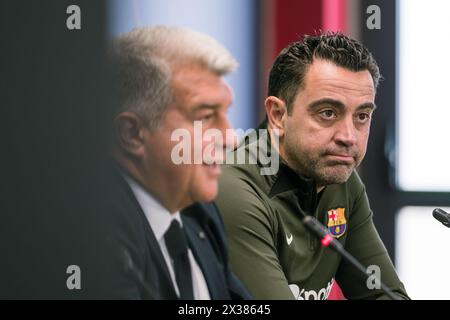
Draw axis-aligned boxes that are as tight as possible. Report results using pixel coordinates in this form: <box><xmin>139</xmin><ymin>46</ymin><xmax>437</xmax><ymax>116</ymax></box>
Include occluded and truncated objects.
<box><xmin>302</xmin><ymin>215</ymin><xmax>401</xmax><ymax>300</ymax></box>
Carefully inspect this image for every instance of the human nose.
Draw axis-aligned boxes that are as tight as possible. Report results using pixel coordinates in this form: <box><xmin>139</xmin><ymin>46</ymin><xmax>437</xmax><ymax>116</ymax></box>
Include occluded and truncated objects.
<box><xmin>334</xmin><ymin>116</ymin><xmax>357</xmax><ymax>147</ymax></box>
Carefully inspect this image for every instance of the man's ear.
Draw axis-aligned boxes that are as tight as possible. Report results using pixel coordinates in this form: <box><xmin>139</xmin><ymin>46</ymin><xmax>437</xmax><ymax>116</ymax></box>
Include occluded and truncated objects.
<box><xmin>265</xmin><ymin>96</ymin><xmax>288</xmax><ymax>137</ymax></box>
<box><xmin>113</xmin><ymin>112</ymin><xmax>146</xmax><ymax>158</ymax></box>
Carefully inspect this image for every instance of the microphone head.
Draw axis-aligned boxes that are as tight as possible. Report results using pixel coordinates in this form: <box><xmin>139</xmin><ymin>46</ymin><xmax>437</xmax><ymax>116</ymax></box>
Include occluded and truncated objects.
<box><xmin>432</xmin><ymin>208</ymin><xmax>450</xmax><ymax>228</ymax></box>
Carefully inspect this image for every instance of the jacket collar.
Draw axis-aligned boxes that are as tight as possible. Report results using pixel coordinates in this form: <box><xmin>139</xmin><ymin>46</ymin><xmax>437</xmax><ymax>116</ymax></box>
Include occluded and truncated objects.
<box><xmin>182</xmin><ymin>204</ymin><xmax>231</xmax><ymax>300</ymax></box>
<box><xmin>254</xmin><ymin>122</ymin><xmax>320</xmax><ymax>214</ymax></box>
<box><xmin>268</xmin><ymin>162</ymin><xmax>317</xmax><ymax>198</ymax></box>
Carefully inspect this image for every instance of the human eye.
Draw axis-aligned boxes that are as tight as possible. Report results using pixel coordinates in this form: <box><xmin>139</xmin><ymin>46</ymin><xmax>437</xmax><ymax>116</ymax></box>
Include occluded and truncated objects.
<box><xmin>318</xmin><ymin>109</ymin><xmax>337</xmax><ymax>120</ymax></box>
<box><xmin>200</xmin><ymin>113</ymin><xmax>214</xmax><ymax>121</ymax></box>
<box><xmin>195</xmin><ymin>109</ymin><xmax>216</xmax><ymax>122</ymax></box>
<box><xmin>355</xmin><ymin>111</ymin><xmax>372</xmax><ymax>124</ymax></box>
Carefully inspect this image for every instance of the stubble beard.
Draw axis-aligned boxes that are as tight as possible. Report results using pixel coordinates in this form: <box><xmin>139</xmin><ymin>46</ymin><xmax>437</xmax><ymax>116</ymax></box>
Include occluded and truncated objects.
<box><xmin>285</xmin><ymin>144</ymin><xmax>359</xmax><ymax>188</ymax></box>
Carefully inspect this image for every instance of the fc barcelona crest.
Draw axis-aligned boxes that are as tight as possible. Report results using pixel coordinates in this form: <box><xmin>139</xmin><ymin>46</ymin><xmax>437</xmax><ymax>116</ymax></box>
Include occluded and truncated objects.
<box><xmin>327</xmin><ymin>208</ymin><xmax>346</xmax><ymax>238</ymax></box>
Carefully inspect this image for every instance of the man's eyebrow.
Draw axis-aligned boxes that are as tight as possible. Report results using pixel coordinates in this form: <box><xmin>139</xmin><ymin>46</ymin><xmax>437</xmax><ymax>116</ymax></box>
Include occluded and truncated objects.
<box><xmin>307</xmin><ymin>98</ymin><xmax>346</xmax><ymax>111</ymax></box>
<box><xmin>307</xmin><ymin>98</ymin><xmax>377</xmax><ymax>112</ymax></box>
<box><xmin>192</xmin><ymin>104</ymin><xmax>221</xmax><ymax>112</ymax></box>
<box><xmin>356</xmin><ymin>102</ymin><xmax>377</xmax><ymax>111</ymax></box>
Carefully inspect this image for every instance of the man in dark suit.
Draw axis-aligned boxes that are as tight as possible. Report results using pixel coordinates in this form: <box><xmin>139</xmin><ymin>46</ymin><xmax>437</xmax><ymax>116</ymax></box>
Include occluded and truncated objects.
<box><xmin>96</xmin><ymin>26</ymin><xmax>250</xmax><ymax>300</ymax></box>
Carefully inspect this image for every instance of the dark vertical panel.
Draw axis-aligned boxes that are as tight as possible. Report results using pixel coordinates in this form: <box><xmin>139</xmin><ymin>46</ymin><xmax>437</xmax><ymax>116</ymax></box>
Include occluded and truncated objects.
<box><xmin>0</xmin><ymin>0</ymin><xmax>113</xmax><ymax>298</ymax></box>
<box><xmin>359</xmin><ymin>0</ymin><xmax>398</xmax><ymax>260</ymax></box>
<box><xmin>251</xmin><ymin>0</ymin><xmax>263</xmax><ymax>127</ymax></box>
<box><xmin>256</xmin><ymin>0</ymin><xmax>270</xmax><ymax>124</ymax></box>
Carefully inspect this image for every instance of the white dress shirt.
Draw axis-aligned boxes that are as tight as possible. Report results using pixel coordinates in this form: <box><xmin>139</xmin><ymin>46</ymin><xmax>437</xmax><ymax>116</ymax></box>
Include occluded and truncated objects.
<box><xmin>123</xmin><ymin>174</ymin><xmax>211</xmax><ymax>300</ymax></box>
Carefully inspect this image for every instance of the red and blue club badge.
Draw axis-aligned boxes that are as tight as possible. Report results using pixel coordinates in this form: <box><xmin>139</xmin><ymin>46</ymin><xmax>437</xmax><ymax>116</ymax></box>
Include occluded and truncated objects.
<box><xmin>327</xmin><ymin>208</ymin><xmax>347</xmax><ymax>238</ymax></box>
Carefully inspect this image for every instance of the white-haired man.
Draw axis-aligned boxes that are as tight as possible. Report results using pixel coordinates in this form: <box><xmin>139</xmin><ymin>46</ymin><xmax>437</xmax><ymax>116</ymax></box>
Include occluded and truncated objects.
<box><xmin>99</xmin><ymin>26</ymin><xmax>250</xmax><ymax>300</ymax></box>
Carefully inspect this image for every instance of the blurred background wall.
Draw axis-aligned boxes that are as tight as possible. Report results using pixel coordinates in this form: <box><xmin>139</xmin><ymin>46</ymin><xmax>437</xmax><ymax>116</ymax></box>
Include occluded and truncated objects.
<box><xmin>107</xmin><ymin>0</ymin><xmax>450</xmax><ymax>299</ymax></box>
<box><xmin>2</xmin><ymin>0</ymin><xmax>449</xmax><ymax>299</ymax></box>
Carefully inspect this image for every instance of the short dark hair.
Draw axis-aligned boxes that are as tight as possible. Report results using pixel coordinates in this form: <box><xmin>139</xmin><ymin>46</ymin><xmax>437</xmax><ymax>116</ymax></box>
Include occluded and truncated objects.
<box><xmin>268</xmin><ymin>32</ymin><xmax>381</xmax><ymax>114</ymax></box>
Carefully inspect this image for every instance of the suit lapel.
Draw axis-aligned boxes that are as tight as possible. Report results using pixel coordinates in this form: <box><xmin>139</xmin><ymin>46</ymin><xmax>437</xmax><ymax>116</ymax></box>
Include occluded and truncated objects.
<box><xmin>182</xmin><ymin>210</ymin><xmax>230</xmax><ymax>300</ymax></box>
<box><xmin>117</xmin><ymin>172</ymin><xmax>178</xmax><ymax>299</ymax></box>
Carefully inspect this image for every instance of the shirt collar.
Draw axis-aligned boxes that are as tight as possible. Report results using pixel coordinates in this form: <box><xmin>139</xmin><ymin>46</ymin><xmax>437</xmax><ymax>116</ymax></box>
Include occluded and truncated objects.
<box><xmin>122</xmin><ymin>172</ymin><xmax>182</xmax><ymax>241</ymax></box>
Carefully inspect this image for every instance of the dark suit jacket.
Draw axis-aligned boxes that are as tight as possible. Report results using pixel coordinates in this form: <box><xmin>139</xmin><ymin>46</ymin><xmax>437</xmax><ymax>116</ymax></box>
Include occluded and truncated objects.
<box><xmin>83</xmin><ymin>168</ymin><xmax>251</xmax><ymax>300</ymax></box>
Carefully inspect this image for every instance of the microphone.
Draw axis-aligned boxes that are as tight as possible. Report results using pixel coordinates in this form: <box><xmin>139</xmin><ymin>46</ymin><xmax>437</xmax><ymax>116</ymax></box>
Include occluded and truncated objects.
<box><xmin>302</xmin><ymin>215</ymin><xmax>401</xmax><ymax>300</ymax></box>
<box><xmin>432</xmin><ymin>208</ymin><xmax>450</xmax><ymax>228</ymax></box>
